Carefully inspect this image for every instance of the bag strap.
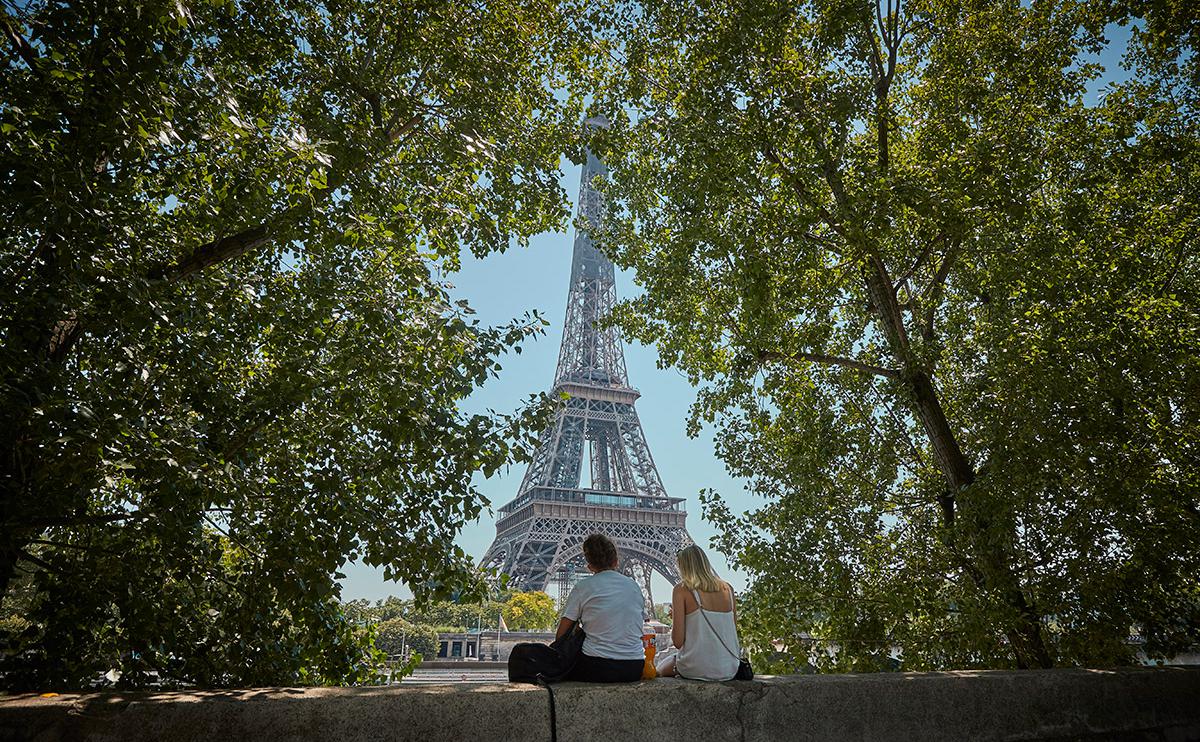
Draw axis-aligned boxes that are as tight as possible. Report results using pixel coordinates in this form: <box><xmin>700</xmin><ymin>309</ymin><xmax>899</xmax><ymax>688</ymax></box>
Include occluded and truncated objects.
<box><xmin>694</xmin><ymin>584</ymin><xmax>743</xmax><ymax>663</ymax></box>
<box><xmin>534</xmin><ymin>675</ymin><xmax>559</xmax><ymax>742</ymax></box>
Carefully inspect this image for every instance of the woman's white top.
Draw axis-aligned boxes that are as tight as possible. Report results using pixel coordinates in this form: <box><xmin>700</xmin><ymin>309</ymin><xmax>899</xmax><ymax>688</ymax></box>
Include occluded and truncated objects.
<box><xmin>676</xmin><ymin>588</ymin><xmax>741</xmax><ymax>681</ymax></box>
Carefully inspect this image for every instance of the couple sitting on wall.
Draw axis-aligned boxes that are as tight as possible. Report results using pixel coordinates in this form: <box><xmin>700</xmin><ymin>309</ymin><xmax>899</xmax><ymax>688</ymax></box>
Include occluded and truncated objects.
<box><xmin>554</xmin><ymin>533</ymin><xmax>743</xmax><ymax>683</ymax></box>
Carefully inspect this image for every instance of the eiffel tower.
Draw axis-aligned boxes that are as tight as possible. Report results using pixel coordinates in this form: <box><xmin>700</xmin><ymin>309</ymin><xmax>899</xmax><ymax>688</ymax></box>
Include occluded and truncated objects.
<box><xmin>480</xmin><ymin>129</ymin><xmax>692</xmax><ymax>606</ymax></box>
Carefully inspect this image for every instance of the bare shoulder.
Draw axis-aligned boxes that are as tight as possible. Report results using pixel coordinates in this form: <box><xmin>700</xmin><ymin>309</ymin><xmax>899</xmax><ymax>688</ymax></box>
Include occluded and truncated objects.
<box><xmin>673</xmin><ymin>582</ymin><xmax>695</xmax><ymax>609</ymax></box>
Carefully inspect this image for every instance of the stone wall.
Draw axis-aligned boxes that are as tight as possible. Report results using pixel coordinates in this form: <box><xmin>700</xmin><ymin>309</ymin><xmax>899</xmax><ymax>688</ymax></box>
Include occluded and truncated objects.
<box><xmin>2</xmin><ymin>667</ymin><xmax>1198</xmax><ymax>741</ymax></box>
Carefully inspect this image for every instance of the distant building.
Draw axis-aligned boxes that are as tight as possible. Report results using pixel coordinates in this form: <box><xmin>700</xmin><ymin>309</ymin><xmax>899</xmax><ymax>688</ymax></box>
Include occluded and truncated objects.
<box><xmin>434</xmin><ymin>630</ymin><xmax>554</xmax><ymax>662</ymax></box>
<box><xmin>435</xmin><ymin>621</ymin><xmax>673</xmax><ymax>663</ymax></box>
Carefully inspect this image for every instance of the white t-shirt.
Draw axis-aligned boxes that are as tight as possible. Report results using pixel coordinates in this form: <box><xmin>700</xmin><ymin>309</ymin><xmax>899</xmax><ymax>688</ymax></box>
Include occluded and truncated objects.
<box><xmin>561</xmin><ymin>569</ymin><xmax>645</xmax><ymax>660</ymax></box>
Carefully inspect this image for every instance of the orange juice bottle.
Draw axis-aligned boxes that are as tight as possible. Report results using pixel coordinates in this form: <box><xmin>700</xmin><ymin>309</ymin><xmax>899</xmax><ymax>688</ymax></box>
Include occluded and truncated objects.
<box><xmin>642</xmin><ymin>628</ymin><xmax>657</xmax><ymax>679</ymax></box>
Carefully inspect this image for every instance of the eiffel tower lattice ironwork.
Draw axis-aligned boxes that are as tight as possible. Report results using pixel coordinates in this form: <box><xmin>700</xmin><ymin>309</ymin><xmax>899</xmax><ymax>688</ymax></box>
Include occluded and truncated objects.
<box><xmin>480</xmin><ymin>139</ymin><xmax>692</xmax><ymax>606</ymax></box>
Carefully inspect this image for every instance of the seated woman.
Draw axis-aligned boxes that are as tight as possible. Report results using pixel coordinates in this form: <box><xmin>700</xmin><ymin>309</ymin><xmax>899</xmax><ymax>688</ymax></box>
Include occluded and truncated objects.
<box><xmin>555</xmin><ymin>533</ymin><xmax>646</xmax><ymax>683</ymax></box>
<box><xmin>656</xmin><ymin>544</ymin><xmax>741</xmax><ymax>681</ymax></box>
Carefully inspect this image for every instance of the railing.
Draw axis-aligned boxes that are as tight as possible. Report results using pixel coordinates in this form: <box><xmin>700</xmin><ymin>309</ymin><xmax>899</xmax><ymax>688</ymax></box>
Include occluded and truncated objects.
<box><xmin>498</xmin><ymin>487</ymin><xmax>685</xmax><ymax>516</ymax></box>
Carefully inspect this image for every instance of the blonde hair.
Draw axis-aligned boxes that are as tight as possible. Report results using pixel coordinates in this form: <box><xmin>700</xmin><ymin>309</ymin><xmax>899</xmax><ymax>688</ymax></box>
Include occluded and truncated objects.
<box><xmin>676</xmin><ymin>545</ymin><xmax>723</xmax><ymax>593</ymax></box>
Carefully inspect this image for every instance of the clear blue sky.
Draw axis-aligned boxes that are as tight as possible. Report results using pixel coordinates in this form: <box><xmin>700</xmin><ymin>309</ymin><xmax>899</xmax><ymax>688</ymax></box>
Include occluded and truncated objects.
<box><xmin>339</xmin><ymin>162</ymin><xmax>749</xmax><ymax>603</ymax></box>
<box><xmin>338</xmin><ymin>19</ymin><xmax>1136</xmax><ymax>604</ymax></box>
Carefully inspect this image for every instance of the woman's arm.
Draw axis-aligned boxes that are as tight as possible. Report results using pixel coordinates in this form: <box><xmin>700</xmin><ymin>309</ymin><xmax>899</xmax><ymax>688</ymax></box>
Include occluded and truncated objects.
<box><xmin>556</xmin><ymin>617</ymin><xmax>575</xmax><ymax>640</ymax></box>
<box><xmin>727</xmin><ymin>581</ymin><xmax>738</xmax><ymax>624</ymax></box>
<box><xmin>671</xmin><ymin>584</ymin><xmax>687</xmax><ymax>649</ymax></box>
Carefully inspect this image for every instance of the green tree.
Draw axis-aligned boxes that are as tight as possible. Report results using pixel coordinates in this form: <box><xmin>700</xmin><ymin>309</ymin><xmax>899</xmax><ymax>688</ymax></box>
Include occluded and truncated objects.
<box><xmin>651</xmin><ymin>603</ymin><xmax>671</xmax><ymax>625</ymax></box>
<box><xmin>0</xmin><ymin>0</ymin><xmax>585</xmax><ymax>688</ymax></box>
<box><xmin>578</xmin><ymin>0</ymin><xmax>1199</xmax><ymax>671</ymax></box>
<box><xmin>344</xmin><ymin>595</ymin><xmax>506</xmax><ymax>633</ymax></box>
<box><xmin>502</xmin><ymin>591</ymin><xmax>558</xmax><ymax>630</ymax></box>
<box><xmin>405</xmin><ymin>597</ymin><xmax>501</xmax><ymax>631</ymax></box>
<box><xmin>374</xmin><ymin>618</ymin><xmax>438</xmax><ymax>661</ymax></box>
<box><xmin>343</xmin><ymin>596</ymin><xmax>412</xmax><ymax>626</ymax></box>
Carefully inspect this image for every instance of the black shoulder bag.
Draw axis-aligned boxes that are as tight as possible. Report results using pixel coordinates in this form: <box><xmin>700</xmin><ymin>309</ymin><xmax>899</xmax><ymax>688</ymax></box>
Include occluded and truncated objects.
<box><xmin>507</xmin><ymin>621</ymin><xmax>585</xmax><ymax>683</ymax></box>
<box><xmin>695</xmin><ymin>589</ymin><xmax>754</xmax><ymax>681</ymax></box>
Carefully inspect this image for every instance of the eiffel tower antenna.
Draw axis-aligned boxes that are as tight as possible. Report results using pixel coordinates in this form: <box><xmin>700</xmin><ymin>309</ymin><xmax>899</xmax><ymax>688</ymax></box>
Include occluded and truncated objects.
<box><xmin>480</xmin><ymin>121</ymin><xmax>693</xmax><ymax>607</ymax></box>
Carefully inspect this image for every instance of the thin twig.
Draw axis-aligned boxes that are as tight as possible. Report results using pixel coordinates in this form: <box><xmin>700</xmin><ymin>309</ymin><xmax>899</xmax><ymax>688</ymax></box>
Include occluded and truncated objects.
<box><xmin>759</xmin><ymin>349</ymin><xmax>900</xmax><ymax>379</ymax></box>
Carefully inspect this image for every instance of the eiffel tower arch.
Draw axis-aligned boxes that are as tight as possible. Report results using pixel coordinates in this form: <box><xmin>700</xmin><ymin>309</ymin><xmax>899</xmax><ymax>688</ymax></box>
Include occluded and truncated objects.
<box><xmin>481</xmin><ymin>125</ymin><xmax>693</xmax><ymax>607</ymax></box>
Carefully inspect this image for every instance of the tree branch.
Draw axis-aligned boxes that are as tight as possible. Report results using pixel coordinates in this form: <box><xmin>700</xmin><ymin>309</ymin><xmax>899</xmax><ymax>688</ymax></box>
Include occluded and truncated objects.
<box><xmin>1159</xmin><ymin>241</ymin><xmax>1187</xmax><ymax>296</ymax></box>
<box><xmin>150</xmin><ymin>224</ymin><xmax>271</xmax><ymax>283</ymax></box>
<box><xmin>758</xmin><ymin>349</ymin><xmax>900</xmax><ymax>379</ymax></box>
<box><xmin>8</xmin><ymin>509</ymin><xmax>147</xmax><ymax>531</ymax></box>
<box><xmin>388</xmin><ymin>112</ymin><xmax>424</xmax><ymax>144</ymax></box>
<box><xmin>894</xmin><ymin>232</ymin><xmax>944</xmax><ymax>291</ymax></box>
<box><xmin>16</xmin><ymin>548</ymin><xmax>60</xmax><ymax>575</ymax></box>
<box><xmin>153</xmin><ymin>112</ymin><xmax>423</xmax><ymax>285</ymax></box>
<box><xmin>360</xmin><ymin>86</ymin><xmax>384</xmax><ymax>128</ymax></box>
<box><xmin>202</xmin><ymin>513</ymin><xmax>266</xmax><ymax>562</ymax></box>
<box><xmin>920</xmin><ymin>239</ymin><xmax>958</xmax><ymax>343</ymax></box>
<box><xmin>867</xmin><ymin>380</ymin><xmax>928</xmax><ymax>470</ymax></box>
<box><xmin>845</xmin><ymin>387</ymin><xmax>925</xmax><ymax>474</ymax></box>
<box><xmin>761</xmin><ymin>144</ymin><xmax>846</xmax><ymax>245</ymax></box>
<box><xmin>1</xmin><ymin>14</ymin><xmax>40</xmax><ymax>73</ymax></box>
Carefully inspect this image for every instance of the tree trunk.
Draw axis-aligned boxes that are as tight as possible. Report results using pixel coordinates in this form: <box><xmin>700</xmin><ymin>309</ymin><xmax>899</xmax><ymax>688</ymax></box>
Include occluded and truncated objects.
<box><xmin>861</xmin><ymin>252</ymin><xmax>1054</xmax><ymax>669</ymax></box>
<box><xmin>0</xmin><ymin>536</ymin><xmax>26</xmax><ymax>601</ymax></box>
<box><xmin>906</xmin><ymin>367</ymin><xmax>972</xmax><ymax>525</ymax></box>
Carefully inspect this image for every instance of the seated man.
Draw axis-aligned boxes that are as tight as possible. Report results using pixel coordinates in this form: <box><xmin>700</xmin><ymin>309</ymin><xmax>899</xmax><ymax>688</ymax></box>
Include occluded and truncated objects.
<box><xmin>556</xmin><ymin>533</ymin><xmax>645</xmax><ymax>683</ymax></box>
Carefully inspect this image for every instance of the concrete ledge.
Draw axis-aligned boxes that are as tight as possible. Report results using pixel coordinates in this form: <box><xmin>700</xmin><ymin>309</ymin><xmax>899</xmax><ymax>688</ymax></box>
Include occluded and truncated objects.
<box><xmin>2</xmin><ymin>667</ymin><xmax>1198</xmax><ymax>741</ymax></box>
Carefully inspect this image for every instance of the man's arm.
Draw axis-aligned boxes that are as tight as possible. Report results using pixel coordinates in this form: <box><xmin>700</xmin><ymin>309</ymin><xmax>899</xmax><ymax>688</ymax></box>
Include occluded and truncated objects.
<box><xmin>556</xmin><ymin>617</ymin><xmax>576</xmax><ymax>640</ymax></box>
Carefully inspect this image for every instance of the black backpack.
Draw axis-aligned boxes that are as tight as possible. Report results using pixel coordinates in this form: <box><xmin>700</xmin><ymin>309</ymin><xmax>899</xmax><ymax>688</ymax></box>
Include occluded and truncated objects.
<box><xmin>507</xmin><ymin>623</ymin><xmax>585</xmax><ymax>683</ymax></box>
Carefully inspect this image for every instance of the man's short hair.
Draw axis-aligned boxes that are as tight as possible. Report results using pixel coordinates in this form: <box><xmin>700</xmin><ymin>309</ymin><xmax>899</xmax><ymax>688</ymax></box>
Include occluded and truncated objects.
<box><xmin>582</xmin><ymin>533</ymin><xmax>618</xmax><ymax>570</ymax></box>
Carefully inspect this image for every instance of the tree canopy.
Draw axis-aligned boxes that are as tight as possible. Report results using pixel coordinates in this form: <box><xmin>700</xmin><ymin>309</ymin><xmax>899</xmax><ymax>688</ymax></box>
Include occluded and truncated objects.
<box><xmin>0</xmin><ymin>0</ymin><xmax>585</xmax><ymax>688</ymax></box>
<box><xmin>501</xmin><ymin>590</ymin><xmax>558</xmax><ymax>630</ymax></box>
<box><xmin>341</xmin><ymin>591</ymin><xmax>557</xmax><ymax>661</ymax></box>
<box><xmin>579</xmin><ymin>0</ymin><xmax>1199</xmax><ymax>670</ymax></box>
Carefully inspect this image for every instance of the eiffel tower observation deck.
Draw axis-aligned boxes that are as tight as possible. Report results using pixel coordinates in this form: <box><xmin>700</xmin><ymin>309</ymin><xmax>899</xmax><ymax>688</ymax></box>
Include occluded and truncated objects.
<box><xmin>480</xmin><ymin>122</ymin><xmax>693</xmax><ymax>604</ymax></box>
